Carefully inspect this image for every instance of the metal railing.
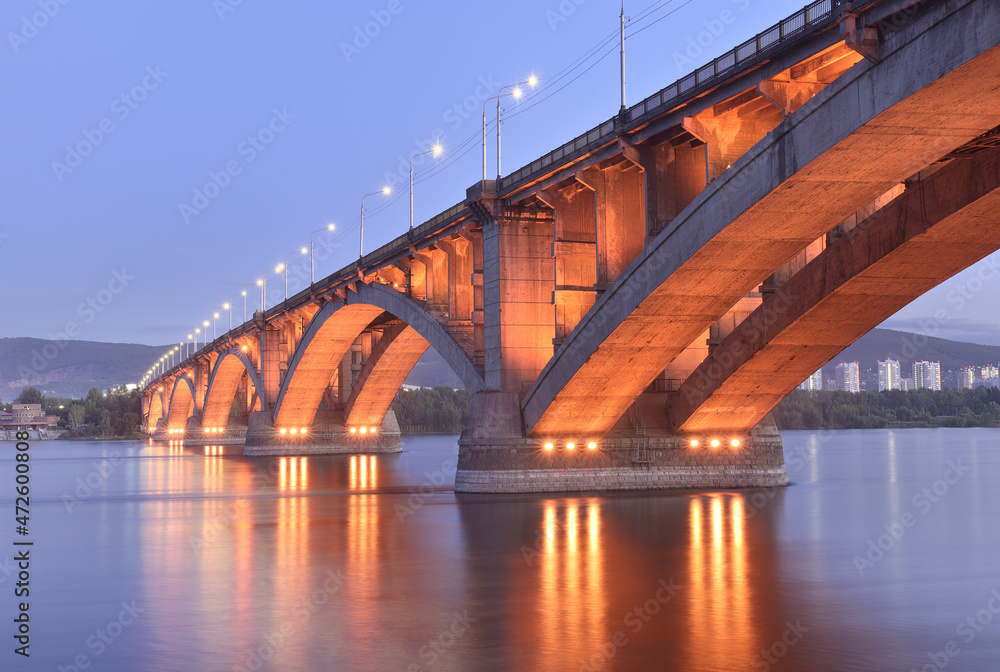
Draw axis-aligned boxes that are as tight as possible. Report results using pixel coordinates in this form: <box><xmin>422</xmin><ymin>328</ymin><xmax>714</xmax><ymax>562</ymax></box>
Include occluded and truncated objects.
<box><xmin>500</xmin><ymin>0</ymin><xmax>842</xmax><ymax>193</ymax></box>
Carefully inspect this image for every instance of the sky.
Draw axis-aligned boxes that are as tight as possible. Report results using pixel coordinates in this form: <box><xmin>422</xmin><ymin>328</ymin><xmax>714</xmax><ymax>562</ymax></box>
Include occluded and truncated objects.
<box><xmin>2</xmin><ymin>0</ymin><xmax>999</xmax><ymax>350</ymax></box>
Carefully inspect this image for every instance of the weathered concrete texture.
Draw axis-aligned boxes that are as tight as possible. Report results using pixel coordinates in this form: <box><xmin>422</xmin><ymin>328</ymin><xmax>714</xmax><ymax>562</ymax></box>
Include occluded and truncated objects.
<box><xmin>456</xmin><ymin>392</ymin><xmax>785</xmax><ymax>492</ymax></box>
<box><xmin>244</xmin><ymin>410</ymin><xmax>402</xmax><ymax>456</ymax></box>
<box><xmin>166</xmin><ymin>375</ymin><xmax>197</xmax><ymax>430</ymax></box>
<box><xmin>182</xmin><ymin>417</ymin><xmax>248</xmax><ymax>446</ymax></box>
<box><xmin>456</xmin><ymin>413</ymin><xmax>786</xmax><ymax>494</ymax></box>
<box><xmin>673</xmin><ymin>145</ymin><xmax>1000</xmax><ymax>432</ymax></box>
<box><xmin>345</xmin><ymin>324</ymin><xmax>430</xmax><ymax>428</ymax></box>
<box><xmin>523</xmin><ymin>0</ymin><xmax>1000</xmax><ymax>437</ymax></box>
<box><xmin>202</xmin><ymin>349</ymin><xmax>261</xmax><ymax>429</ymax></box>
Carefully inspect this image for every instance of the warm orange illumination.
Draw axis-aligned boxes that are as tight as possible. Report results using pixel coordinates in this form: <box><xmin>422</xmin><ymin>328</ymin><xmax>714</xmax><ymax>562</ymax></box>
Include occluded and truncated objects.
<box><xmin>300</xmin><ymin>428</ymin><xmax>307</xmax><ymax>435</ymax></box>
<box><xmin>690</xmin><ymin>439</ymin><xmax>700</xmax><ymax>448</ymax></box>
<box><xmin>710</xmin><ymin>439</ymin><xmax>720</xmax><ymax>448</ymax></box>
<box><xmin>241</xmin><ymin>345</ymin><xmax>248</xmax><ymax>352</ymax></box>
<box><xmin>369</xmin><ymin>427</ymin><xmax>377</xmax><ymax>435</ymax></box>
<box><xmin>543</xmin><ymin>442</ymin><xmax>554</xmax><ymax>451</ymax></box>
<box><xmin>359</xmin><ymin>427</ymin><xmax>367</xmax><ymax>435</ymax></box>
<box><xmin>566</xmin><ymin>442</ymin><xmax>575</xmax><ymax>451</ymax></box>
<box><xmin>587</xmin><ymin>442</ymin><xmax>597</xmax><ymax>450</ymax></box>
<box><xmin>290</xmin><ymin>428</ymin><xmax>298</xmax><ymax>435</ymax></box>
<box><xmin>350</xmin><ymin>427</ymin><xmax>357</xmax><ymax>434</ymax></box>
<box><xmin>731</xmin><ymin>439</ymin><xmax>741</xmax><ymax>448</ymax></box>
<box><xmin>279</xmin><ymin>428</ymin><xmax>287</xmax><ymax>435</ymax></box>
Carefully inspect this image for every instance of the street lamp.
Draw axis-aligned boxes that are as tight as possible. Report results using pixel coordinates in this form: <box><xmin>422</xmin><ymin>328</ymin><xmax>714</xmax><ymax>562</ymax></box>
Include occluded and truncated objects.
<box><xmin>483</xmin><ymin>76</ymin><xmax>537</xmax><ymax>181</ymax></box>
<box><xmin>241</xmin><ymin>291</ymin><xmax>247</xmax><ymax>323</ymax></box>
<box><xmin>410</xmin><ymin>144</ymin><xmax>443</xmax><ymax>230</ymax></box>
<box><xmin>223</xmin><ymin>303</ymin><xmax>232</xmax><ymax>333</ymax></box>
<box><xmin>187</xmin><ymin>334</ymin><xmax>193</xmax><ymax>358</ymax></box>
<box><xmin>203</xmin><ymin>321</ymin><xmax>210</xmax><ymax>347</ymax></box>
<box><xmin>310</xmin><ymin>224</ymin><xmax>336</xmax><ymax>284</ymax></box>
<box><xmin>360</xmin><ymin>187</ymin><xmax>391</xmax><ymax>259</ymax></box>
<box><xmin>194</xmin><ymin>328</ymin><xmax>200</xmax><ymax>352</ymax></box>
<box><xmin>213</xmin><ymin>312</ymin><xmax>220</xmax><ymax>340</ymax></box>
<box><xmin>279</xmin><ymin>248</ymin><xmax>308</xmax><ymax>300</ymax></box>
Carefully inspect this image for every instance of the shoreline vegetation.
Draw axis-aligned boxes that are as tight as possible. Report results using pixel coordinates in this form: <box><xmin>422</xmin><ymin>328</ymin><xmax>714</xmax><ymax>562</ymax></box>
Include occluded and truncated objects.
<box><xmin>8</xmin><ymin>383</ymin><xmax>997</xmax><ymax>443</ymax></box>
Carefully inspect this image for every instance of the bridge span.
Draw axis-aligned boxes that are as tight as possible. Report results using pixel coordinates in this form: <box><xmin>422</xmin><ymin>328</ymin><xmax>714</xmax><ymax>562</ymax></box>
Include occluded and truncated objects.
<box><xmin>142</xmin><ymin>0</ymin><xmax>1000</xmax><ymax>493</ymax></box>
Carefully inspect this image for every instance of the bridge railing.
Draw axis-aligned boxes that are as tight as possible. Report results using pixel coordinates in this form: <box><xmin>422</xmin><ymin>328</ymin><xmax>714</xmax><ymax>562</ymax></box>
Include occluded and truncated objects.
<box><xmin>500</xmin><ymin>0</ymin><xmax>843</xmax><ymax>194</ymax></box>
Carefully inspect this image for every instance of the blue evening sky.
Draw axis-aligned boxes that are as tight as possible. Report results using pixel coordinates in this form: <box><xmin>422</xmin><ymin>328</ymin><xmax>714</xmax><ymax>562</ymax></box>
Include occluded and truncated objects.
<box><xmin>2</xmin><ymin>0</ymin><xmax>998</xmax><ymax>348</ymax></box>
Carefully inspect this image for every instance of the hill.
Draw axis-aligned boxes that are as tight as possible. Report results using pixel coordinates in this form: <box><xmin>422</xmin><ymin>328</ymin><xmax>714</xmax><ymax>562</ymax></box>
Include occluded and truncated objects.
<box><xmin>0</xmin><ymin>338</ymin><xmax>168</xmax><ymax>400</ymax></box>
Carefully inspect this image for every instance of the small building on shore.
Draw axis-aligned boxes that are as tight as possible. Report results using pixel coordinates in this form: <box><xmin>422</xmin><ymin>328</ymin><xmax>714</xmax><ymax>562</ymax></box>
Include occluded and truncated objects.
<box><xmin>0</xmin><ymin>404</ymin><xmax>59</xmax><ymax>430</ymax></box>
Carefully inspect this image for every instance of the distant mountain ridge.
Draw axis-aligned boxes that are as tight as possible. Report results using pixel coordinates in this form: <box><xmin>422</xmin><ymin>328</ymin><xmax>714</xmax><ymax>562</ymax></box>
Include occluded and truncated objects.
<box><xmin>2</xmin><ymin>328</ymin><xmax>997</xmax><ymax>401</ymax></box>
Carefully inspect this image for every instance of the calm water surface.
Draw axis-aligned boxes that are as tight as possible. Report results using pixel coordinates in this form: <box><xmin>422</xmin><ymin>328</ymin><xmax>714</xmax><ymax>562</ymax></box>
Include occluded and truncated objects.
<box><xmin>3</xmin><ymin>429</ymin><xmax>1000</xmax><ymax>671</ymax></box>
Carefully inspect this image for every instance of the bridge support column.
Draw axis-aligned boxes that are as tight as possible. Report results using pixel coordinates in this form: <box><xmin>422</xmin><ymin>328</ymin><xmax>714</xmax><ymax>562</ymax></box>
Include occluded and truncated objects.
<box><xmin>243</xmin><ymin>410</ymin><xmax>402</xmax><ymax>456</ymax></box>
<box><xmin>456</xmin><ymin>391</ymin><xmax>786</xmax><ymax>493</ymax></box>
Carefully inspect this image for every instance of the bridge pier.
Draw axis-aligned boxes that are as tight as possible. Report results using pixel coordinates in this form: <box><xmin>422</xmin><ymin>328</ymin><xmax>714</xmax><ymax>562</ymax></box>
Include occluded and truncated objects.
<box><xmin>242</xmin><ymin>409</ymin><xmax>402</xmax><ymax>456</ymax></box>
<box><xmin>455</xmin><ymin>392</ymin><xmax>786</xmax><ymax>494</ymax></box>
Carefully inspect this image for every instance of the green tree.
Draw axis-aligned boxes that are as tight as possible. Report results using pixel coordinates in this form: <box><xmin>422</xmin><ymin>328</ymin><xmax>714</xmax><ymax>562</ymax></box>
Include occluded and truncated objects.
<box><xmin>14</xmin><ymin>387</ymin><xmax>44</xmax><ymax>405</ymax></box>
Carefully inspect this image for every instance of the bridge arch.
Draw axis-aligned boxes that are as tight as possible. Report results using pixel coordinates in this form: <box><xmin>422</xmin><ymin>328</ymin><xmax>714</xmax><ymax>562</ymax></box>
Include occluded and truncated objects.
<box><xmin>521</xmin><ymin>7</ymin><xmax>1000</xmax><ymax>437</ymax></box>
<box><xmin>203</xmin><ymin>348</ymin><xmax>262</xmax><ymax>430</ymax></box>
<box><xmin>274</xmin><ymin>283</ymin><xmax>484</xmax><ymax>428</ymax></box>
<box><xmin>146</xmin><ymin>390</ymin><xmax>164</xmax><ymax>428</ymax></box>
<box><xmin>344</xmin><ymin>323</ymin><xmax>429</xmax><ymax>428</ymax></box>
<box><xmin>166</xmin><ymin>374</ymin><xmax>197</xmax><ymax>430</ymax></box>
<box><xmin>667</xmin><ymin>145</ymin><xmax>1000</xmax><ymax>433</ymax></box>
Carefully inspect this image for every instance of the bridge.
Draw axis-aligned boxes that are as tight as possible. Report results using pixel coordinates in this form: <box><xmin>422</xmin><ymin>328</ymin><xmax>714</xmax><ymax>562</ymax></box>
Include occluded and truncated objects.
<box><xmin>141</xmin><ymin>0</ymin><xmax>1000</xmax><ymax>493</ymax></box>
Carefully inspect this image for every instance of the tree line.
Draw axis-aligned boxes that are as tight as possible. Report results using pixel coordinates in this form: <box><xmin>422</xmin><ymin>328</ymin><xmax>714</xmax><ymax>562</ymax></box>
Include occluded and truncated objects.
<box><xmin>391</xmin><ymin>387</ymin><xmax>470</xmax><ymax>433</ymax></box>
<box><xmin>773</xmin><ymin>387</ymin><xmax>1000</xmax><ymax>429</ymax></box>
<box><xmin>5</xmin><ymin>385</ymin><xmax>142</xmax><ymax>438</ymax></box>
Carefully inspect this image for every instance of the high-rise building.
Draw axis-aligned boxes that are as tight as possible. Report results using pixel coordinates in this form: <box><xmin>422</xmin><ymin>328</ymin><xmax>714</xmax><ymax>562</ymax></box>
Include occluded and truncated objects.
<box><xmin>902</xmin><ymin>377</ymin><xmax>915</xmax><ymax>391</ymax></box>
<box><xmin>835</xmin><ymin>362</ymin><xmax>860</xmax><ymax>393</ymax></box>
<box><xmin>913</xmin><ymin>361</ymin><xmax>942</xmax><ymax>391</ymax></box>
<box><xmin>878</xmin><ymin>359</ymin><xmax>901</xmax><ymax>392</ymax></box>
<box><xmin>799</xmin><ymin>368</ymin><xmax>824</xmax><ymax>392</ymax></box>
<box><xmin>981</xmin><ymin>365</ymin><xmax>999</xmax><ymax>380</ymax></box>
<box><xmin>960</xmin><ymin>367</ymin><xmax>975</xmax><ymax>389</ymax></box>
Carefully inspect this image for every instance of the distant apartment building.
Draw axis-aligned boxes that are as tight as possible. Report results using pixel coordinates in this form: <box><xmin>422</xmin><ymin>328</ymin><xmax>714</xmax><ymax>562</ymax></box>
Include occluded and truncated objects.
<box><xmin>0</xmin><ymin>404</ymin><xmax>59</xmax><ymax>430</ymax></box>
<box><xmin>799</xmin><ymin>368</ymin><xmax>824</xmax><ymax>392</ymax></box>
<box><xmin>960</xmin><ymin>367</ymin><xmax>976</xmax><ymax>390</ymax></box>
<box><xmin>902</xmin><ymin>377</ymin><xmax>915</xmax><ymax>391</ymax></box>
<box><xmin>913</xmin><ymin>361</ymin><xmax>942</xmax><ymax>391</ymax></box>
<box><xmin>981</xmin><ymin>365</ymin><xmax>999</xmax><ymax>380</ymax></box>
<box><xmin>878</xmin><ymin>359</ymin><xmax>901</xmax><ymax>392</ymax></box>
<box><xmin>836</xmin><ymin>362</ymin><xmax>860</xmax><ymax>393</ymax></box>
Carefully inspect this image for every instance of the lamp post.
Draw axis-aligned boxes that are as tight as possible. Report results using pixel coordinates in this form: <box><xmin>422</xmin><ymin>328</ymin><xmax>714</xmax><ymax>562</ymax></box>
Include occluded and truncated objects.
<box><xmin>310</xmin><ymin>224</ymin><xmax>336</xmax><ymax>284</ymax></box>
<box><xmin>194</xmin><ymin>328</ymin><xmax>200</xmax><ymax>352</ymax></box>
<box><xmin>203</xmin><ymin>321</ymin><xmax>210</xmax><ymax>347</ymax></box>
<box><xmin>279</xmin><ymin>248</ymin><xmax>307</xmax><ymax>301</ymax></box>
<box><xmin>241</xmin><ymin>291</ymin><xmax>247</xmax><ymax>323</ymax></box>
<box><xmin>410</xmin><ymin>145</ymin><xmax>443</xmax><ymax>230</ymax></box>
<box><xmin>213</xmin><ymin>313</ymin><xmax>219</xmax><ymax>341</ymax></box>
<box><xmin>483</xmin><ymin>76</ymin><xmax>537</xmax><ymax>181</ymax></box>
<box><xmin>223</xmin><ymin>303</ymin><xmax>232</xmax><ymax>333</ymax></box>
<box><xmin>257</xmin><ymin>277</ymin><xmax>266</xmax><ymax>313</ymax></box>
<box><xmin>187</xmin><ymin>334</ymin><xmax>193</xmax><ymax>358</ymax></box>
<box><xmin>360</xmin><ymin>187</ymin><xmax>391</xmax><ymax>259</ymax></box>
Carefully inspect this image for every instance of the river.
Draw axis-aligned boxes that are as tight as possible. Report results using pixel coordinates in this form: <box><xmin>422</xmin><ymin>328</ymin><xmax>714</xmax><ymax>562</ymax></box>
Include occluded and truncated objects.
<box><xmin>2</xmin><ymin>429</ymin><xmax>999</xmax><ymax>671</ymax></box>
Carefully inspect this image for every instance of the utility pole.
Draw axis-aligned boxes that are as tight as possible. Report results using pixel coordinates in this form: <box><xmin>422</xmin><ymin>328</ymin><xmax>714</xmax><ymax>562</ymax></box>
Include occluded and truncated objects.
<box><xmin>620</xmin><ymin>1</ymin><xmax>627</xmax><ymax>114</ymax></box>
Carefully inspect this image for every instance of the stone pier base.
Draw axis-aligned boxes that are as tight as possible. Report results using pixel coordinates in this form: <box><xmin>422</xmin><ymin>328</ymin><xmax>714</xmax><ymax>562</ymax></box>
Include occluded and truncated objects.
<box><xmin>455</xmin><ymin>393</ymin><xmax>787</xmax><ymax>494</ymax></box>
<box><xmin>243</xmin><ymin>411</ymin><xmax>402</xmax><ymax>456</ymax></box>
